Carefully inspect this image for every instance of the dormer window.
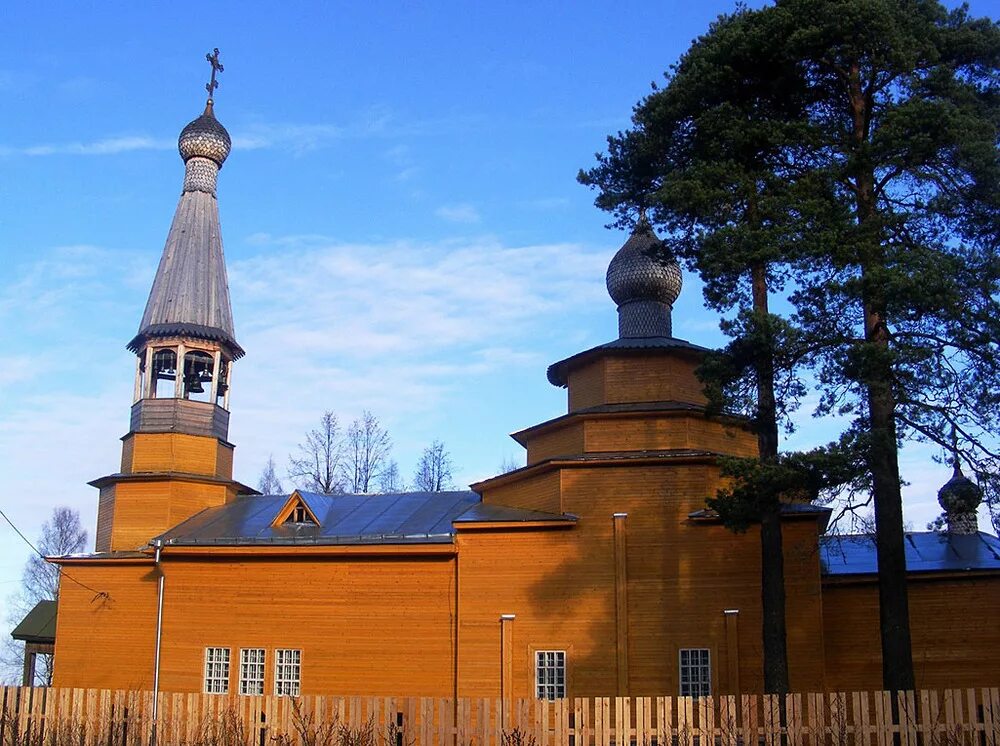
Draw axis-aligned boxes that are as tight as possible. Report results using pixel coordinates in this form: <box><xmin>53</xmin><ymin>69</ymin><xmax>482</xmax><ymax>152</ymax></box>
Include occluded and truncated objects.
<box><xmin>272</xmin><ymin>492</ymin><xmax>319</xmax><ymax>527</ymax></box>
<box><xmin>288</xmin><ymin>504</ymin><xmax>312</xmax><ymax>524</ymax></box>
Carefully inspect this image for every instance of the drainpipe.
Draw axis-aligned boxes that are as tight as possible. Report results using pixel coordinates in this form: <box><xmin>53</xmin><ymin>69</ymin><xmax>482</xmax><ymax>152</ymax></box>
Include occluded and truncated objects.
<box><xmin>150</xmin><ymin>539</ymin><xmax>165</xmax><ymax>746</ymax></box>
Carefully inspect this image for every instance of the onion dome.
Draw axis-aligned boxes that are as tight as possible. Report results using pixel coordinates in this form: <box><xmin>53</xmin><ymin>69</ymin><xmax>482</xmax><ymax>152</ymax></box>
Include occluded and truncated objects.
<box><xmin>606</xmin><ymin>216</ymin><xmax>683</xmax><ymax>338</ymax></box>
<box><xmin>178</xmin><ymin>101</ymin><xmax>231</xmax><ymax>167</ymax></box>
<box><xmin>937</xmin><ymin>461</ymin><xmax>982</xmax><ymax>535</ymax></box>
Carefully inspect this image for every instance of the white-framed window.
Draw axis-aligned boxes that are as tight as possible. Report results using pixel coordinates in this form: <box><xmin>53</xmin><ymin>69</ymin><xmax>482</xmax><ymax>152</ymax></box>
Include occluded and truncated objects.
<box><xmin>239</xmin><ymin>648</ymin><xmax>266</xmax><ymax>695</ymax></box>
<box><xmin>679</xmin><ymin>648</ymin><xmax>711</xmax><ymax>697</ymax></box>
<box><xmin>204</xmin><ymin>647</ymin><xmax>231</xmax><ymax>694</ymax></box>
<box><xmin>535</xmin><ymin>650</ymin><xmax>566</xmax><ymax>700</ymax></box>
<box><xmin>275</xmin><ymin>649</ymin><xmax>302</xmax><ymax>696</ymax></box>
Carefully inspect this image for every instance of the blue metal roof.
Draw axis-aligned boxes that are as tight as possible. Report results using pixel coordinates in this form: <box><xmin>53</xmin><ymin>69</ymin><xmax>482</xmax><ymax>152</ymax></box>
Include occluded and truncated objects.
<box><xmin>820</xmin><ymin>531</ymin><xmax>1000</xmax><ymax>576</ymax></box>
<box><xmin>154</xmin><ymin>491</ymin><xmax>572</xmax><ymax>547</ymax></box>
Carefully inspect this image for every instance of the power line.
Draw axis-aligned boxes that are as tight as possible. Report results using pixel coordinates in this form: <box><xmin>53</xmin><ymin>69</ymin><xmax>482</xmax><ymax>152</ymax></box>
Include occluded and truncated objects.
<box><xmin>0</xmin><ymin>508</ymin><xmax>110</xmax><ymax>601</ymax></box>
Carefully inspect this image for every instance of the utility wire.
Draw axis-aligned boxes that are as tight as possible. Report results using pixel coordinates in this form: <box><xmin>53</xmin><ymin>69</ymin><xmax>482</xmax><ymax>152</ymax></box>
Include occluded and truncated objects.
<box><xmin>0</xmin><ymin>508</ymin><xmax>110</xmax><ymax>601</ymax></box>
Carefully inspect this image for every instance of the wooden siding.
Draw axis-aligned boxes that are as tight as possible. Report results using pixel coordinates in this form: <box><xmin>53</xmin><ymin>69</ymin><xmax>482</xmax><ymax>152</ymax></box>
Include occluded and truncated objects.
<box><xmin>216</xmin><ymin>441</ymin><xmax>234</xmax><ymax>479</ymax></box>
<box><xmin>823</xmin><ymin>574</ymin><xmax>1000</xmax><ymax>692</ymax></box>
<box><xmin>107</xmin><ymin>480</ymin><xmax>231</xmax><ymax>552</ymax></box>
<box><xmin>53</xmin><ymin>554</ymin><xmax>457</xmax><ymax>696</ymax></box>
<box><xmin>124</xmin><ymin>432</ymin><xmax>227</xmax><ymax>477</ymax></box>
<box><xmin>95</xmin><ymin>486</ymin><xmax>116</xmax><ymax>553</ymax></box>
<box><xmin>602</xmin><ymin>355</ymin><xmax>708</xmax><ymax>408</ymax></box>
<box><xmin>526</xmin><ymin>422</ymin><xmax>585</xmax><ymax>465</ymax></box>
<box><xmin>479</xmin><ymin>471</ymin><xmax>562</xmax><ymax>515</ymax></box>
<box><xmin>566</xmin><ymin>354</ymin><xmax>709</xmax><ymax>412</ymax></box>
<box><xmin>130</xmin><ymin>399</ymin><xmax>230</xmax><ymax>440</ymax></box>
<box><xmin>568</xmin><ymin>360</ymin><xmax>606</xmax><ymax>412</ymax></box>
<box><xmin>52</xmin><ymin>562</ymin><xmax>159</xmax><ymax>690</ymax></box>
<box><xmin>583</xmin><ymin>415</ymin><xmax>757</xmax><ymax>458</ymax></box>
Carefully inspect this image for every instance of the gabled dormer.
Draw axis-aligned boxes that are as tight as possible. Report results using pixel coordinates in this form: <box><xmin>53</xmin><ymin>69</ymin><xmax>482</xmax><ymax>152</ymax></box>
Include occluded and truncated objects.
<box><xmin>272</xmin><ymin>492</ymin><xmax>321</xmax><ymax>527</ymax></box>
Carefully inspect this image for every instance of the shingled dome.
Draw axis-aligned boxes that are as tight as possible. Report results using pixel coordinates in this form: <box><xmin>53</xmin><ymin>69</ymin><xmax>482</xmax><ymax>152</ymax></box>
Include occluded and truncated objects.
<box><xmin>178</xmin><ymin>101</ymin><xmax>231</xmax><ymax>167</ymax></box>
<box><xmin>606</xmin><ymin>217</ymin><xmax>682</xmax><ymax>338</ymax></box>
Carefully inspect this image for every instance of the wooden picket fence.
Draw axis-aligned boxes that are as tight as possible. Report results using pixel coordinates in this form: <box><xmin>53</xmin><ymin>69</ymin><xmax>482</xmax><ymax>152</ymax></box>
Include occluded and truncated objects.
<box><xmin>1</xmin><ymin>686</ymin><xmax>998</xmax><ymax>746</ymax></box>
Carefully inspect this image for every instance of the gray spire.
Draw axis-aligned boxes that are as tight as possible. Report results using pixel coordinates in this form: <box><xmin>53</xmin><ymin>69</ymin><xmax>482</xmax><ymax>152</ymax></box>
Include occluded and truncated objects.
<box><xmin>127</xmin><ymin>100</ymin><xmax>242</xmax><ymax>359</ymax></box>
<box><xmin>606</xmin><ymin>216</ymin><xmax>682</xmax><ymax>338</ymax></box>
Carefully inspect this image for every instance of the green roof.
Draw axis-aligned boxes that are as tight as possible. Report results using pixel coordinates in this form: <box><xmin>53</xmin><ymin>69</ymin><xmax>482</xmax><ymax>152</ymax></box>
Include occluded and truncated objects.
<box><xmin>11</xmin><ymin>600</ymin><xmax>57</xmax><ymax>644</ymax></box>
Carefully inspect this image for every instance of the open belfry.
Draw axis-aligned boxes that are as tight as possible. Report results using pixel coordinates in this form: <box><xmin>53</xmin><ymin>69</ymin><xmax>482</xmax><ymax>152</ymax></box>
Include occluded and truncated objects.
<box><xmin>49</xmin><ymin>56</ymin><xmax>1000</xmax><ymax>699</ymax></box>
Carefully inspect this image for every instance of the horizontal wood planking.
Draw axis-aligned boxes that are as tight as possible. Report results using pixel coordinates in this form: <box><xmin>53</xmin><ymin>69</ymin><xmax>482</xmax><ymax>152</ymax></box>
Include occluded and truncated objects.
<box><xmin>822</xmin><ymin>575</ymin><xmax>1000</xmax><ymax>692</ymax></box>
<box><xmin>2</xmin><ymin>687</ymin><xmax>997</xmax><ymax>746</ymax></box>
<box><xmin>583</xmin><ymin>414</ymin><xmax>757</xmax><ymax>458</ymax></box>
<box><xmin>124</xmin><ymin>432</ymin><xmax>229</xmax><ymax>477</ymax></box>
<box><xmin>568</xmin><ymin>353</ymin><xmax>709</xmax><ymax>412</ymax></box>
<box><xmin>103</xmin><ymin>479</ymin><xmax>233</xmax><ymax>551</ymax></box>
<box><xmin>53</xmin><ymin>554</ymin><xmax>458</xmax><ymax>696</ymax></box>
<box><xmin>130</xmin><ymin>398</ymin><xmax>230</xmax><ymax>440</ymax></box>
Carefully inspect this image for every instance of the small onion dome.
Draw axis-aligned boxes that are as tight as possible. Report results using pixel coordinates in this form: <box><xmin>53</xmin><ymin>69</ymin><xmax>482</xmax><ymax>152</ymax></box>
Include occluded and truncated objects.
<box><xmin>606</xmin><ymin>217</ymin><xmax>682</xmax><ymax>309</ymax></box>
<box><xmin>937</xmin><ymin>464</ymin><xmax>983</xmax><ymax>515</ymax></box>
<box><xmin>178</xmin><ymin>100</ymin><xmax>231</xmax><ymax>167</ymax></box>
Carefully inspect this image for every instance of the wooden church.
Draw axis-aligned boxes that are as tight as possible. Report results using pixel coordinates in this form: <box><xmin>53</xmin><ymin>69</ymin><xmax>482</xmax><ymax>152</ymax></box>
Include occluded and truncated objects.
<box><xmin>48</xmin><ymin>71</ymin><xmax>1000</xmax><ymax>699</ymax></box>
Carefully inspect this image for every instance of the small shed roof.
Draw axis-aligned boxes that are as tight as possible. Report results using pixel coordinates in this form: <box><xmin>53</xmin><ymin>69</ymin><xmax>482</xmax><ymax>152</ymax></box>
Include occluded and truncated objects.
<box><xmin>11</xmin><ymin>600</ymin><xmax>57</xmax><ymax>644</ymax></box>
<box><xmin>820</xmin><ymin>531</ymin><xmax>1000</xmax><ymax>576</ymax></box>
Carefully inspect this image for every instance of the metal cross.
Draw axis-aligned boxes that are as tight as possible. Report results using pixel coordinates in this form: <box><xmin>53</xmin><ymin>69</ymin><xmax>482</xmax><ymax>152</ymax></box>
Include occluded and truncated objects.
<box><xmin>205</xmin><ymin>48</ymin><xmax>224</xmax><ymax>99</ymax></box>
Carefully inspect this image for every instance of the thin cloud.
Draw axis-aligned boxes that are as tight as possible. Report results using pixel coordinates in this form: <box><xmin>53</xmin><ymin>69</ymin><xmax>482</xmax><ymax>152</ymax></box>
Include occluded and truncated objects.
<box><xmin>10</xmin><ymin>136</ymin><xmax>174</xmax><ymax>157</ymax></box>
<box><xmin>435</xmin><ymin>204</ymin><xmax>481</xmax><ymax>224</ymax></box>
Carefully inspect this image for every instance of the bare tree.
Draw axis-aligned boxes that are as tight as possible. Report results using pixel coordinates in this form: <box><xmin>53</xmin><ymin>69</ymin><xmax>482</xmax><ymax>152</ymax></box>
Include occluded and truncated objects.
<box><xmin>497</xmin><ymin>454</ymin><xmax>521</xmax><ymax>475</ymax></box>
<box><xmin>257</xmin><ymin>454</ymin><xmax>285</xmax><ymax>495</ymax></box>
<box><xmin>2</xmin><ymin>507</ymin><xmax>87</xmax><ymax>684</ymax></box>
<box><xmin>288</xmin><ymin>411</ymin><xmax>345</xmax><ymax>494</ymax></box>
<box><xmin>342</xmin><ymin>410</ymin><xmax>392</xmax><ymax>493</ymax></box>
<box><xmin>378</xmin><ymin>460</ymin><xmax>405</xmax><ymax>493</ymax></box>
<box><xmin>413</xmin><ymin>440</ymin><xmax>454</xmax><ymax>492</ymax></box>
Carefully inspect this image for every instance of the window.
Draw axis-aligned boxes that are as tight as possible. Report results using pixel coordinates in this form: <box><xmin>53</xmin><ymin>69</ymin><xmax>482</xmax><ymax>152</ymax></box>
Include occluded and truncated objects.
<box><xmin>275</xmin><ymin>649</ymin><xmax>301</xmax><ymax>696</ymax></box>
<box><xmin>679</xmin><ymin>648</ymin><xmax>711</xmax><ymax>697</ymax></box>
<box><xmin>535</xmin><ymin>650</ymin><xmax>566</xmax><ymax>700</ymax></box>
<box><xmin>204</xmin><ymin>647</ymin><xmax>230</xmax><ymax>694</ymax></box>
<box><xmin>239</xmin><ymin>648</ymin><xmax>265</xmax><ymax>695</ymax></box>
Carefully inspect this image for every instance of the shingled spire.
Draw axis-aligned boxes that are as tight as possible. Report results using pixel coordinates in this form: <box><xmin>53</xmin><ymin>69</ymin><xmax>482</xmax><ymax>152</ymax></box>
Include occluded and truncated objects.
<box><xmin>127</xmin><ymin>48</ymin><xmax>241</xmax><ymax>360</ymax></box>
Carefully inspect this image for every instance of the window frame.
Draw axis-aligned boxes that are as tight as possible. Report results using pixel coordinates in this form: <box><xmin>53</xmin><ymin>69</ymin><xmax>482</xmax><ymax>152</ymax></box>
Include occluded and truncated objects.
<box><xmin>203</xmin><ymin>646</ymin><xmax>231</xmax><ymax>695</ymax></box>
<box><xmin>678</xmin><ymin>647</ymin><xmax>712</xmax><ymax>698</ymax></box>
<box><xmin>274</xmin><ymin>648</ymin><xmax>302</xmax><ymax>696</ymax></box>
<box><xmin>534</xmin><ymin>649</ymin><xmax>566</xmax><ymax>700</ymax></box>
<box><xmin>239</xmin><ymin>647</ymin><xmax>266</xmax><ymax>696</ymax></box>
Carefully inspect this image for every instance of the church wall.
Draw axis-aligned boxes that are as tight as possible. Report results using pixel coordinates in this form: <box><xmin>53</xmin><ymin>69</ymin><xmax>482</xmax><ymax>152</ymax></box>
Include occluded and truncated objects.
<box><xmin>568</xmin><ymin>360</ymin><xmax>606</xmax><ymax>411</ymax></box>
<box><xmin>462</xmin><ymin>462</ymin><xmax>828</xmax><ymax>698</ymax></box>
<box><xmin>54</xmin><ymin>553</ymin><xmax>458</xmax><ymax>695</ymax></box>
<box><xmin>126</xmin><ymin>432</ymin><xmax>223</xmax><ymax>476</ymax></box>
<box><xmin>479</xmin><ymin>471</ymin><xmax>562</xmax><ymax>515</ymax></box>
<box><xmin>821</xmin><ymin>573</ymin><xmax>1000</xmax><ymax>691</ymax></box>
<box><xmin>53</xmin><ymin>561</ymin><xmax>159</xmax><ymax>690</ymax></box>
<box><xmin>155</xmin><ymin>553</ymin><xmax>456</xmax><ymax>695</ymax></box>
<box><xmin>602</xmin><ymin>354</ymin><xmax>708</xmax><ymax>408</ymax></box>
<box><xmin>583</xmin><ymin>415</ymin><xmax>757</xmax><ymax>457</ymax></box>
<box><xmin>108</xmin><ymin>480</ymin><xmax>231</xmax><ymax>551</ymax></box>
<box><xmin>456</xmin><ymin>525</ymin><xmax>616</xmax><ymax>698</ymax></box>
<box><xmin>525</xmin><ymin>423</ymin><xmax>585</xmax><ymax>464</ymax></box>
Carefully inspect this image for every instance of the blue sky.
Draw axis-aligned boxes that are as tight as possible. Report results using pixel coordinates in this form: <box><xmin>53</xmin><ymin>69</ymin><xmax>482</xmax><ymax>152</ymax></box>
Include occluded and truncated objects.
<box><xmin>1</xmin><ymin>1</ymin><xmax>995</xmax><ymax>607</ymax></box>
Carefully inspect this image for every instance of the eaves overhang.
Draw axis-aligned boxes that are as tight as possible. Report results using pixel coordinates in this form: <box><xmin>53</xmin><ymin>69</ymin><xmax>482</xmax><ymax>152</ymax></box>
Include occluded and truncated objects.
<box><xmin>88</xmin><ymin>471</ymin><xmax>259</xmax><ymax>495</ymax></box>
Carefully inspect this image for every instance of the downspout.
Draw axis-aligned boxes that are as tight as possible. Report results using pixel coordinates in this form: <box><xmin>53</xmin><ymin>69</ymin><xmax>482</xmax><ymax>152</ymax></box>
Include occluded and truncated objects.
<box><xmin>151</xmin><ymin>538</ymin><xmax>165</xmax><ymax>746</ymax></box>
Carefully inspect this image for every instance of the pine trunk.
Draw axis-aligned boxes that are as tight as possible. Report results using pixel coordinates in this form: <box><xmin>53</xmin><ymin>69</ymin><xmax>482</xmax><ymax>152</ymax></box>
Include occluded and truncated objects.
<box><xmin>751</xmin><ymin>262</ymin><xmax>790</xmax><ymax>695</ymax></box>
<box><xmin>848</xmin><ymin>64</ymin><xmax>915</xmax><ymax>692</ymax></box>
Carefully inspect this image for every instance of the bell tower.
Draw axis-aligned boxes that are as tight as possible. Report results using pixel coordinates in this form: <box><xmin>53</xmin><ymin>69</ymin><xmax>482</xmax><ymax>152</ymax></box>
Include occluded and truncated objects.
<box><xmin>92</xmin><ymin>51</ymin><xmax>255</xmax><ymax>553</ymax></box>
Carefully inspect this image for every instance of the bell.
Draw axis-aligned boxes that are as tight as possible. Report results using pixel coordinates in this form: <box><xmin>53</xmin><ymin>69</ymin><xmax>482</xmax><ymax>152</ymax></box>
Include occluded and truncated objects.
<box><xmin>186</xmin><ymin>377</ymin><xmax>205</xmax><ymax>394</ymax></box>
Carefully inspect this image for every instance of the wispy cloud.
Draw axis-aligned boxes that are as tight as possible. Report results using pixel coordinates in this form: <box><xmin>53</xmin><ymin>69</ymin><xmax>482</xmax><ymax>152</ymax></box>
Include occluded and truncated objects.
<box><xmin>0</xmin><ymin>136</ymin><xmax>174</xmax><ymax>157</ymax></box>
<box><xmin>435</xmin><ymin>204</ymin><xmax>481</xmax><ymax>224</ymax></box>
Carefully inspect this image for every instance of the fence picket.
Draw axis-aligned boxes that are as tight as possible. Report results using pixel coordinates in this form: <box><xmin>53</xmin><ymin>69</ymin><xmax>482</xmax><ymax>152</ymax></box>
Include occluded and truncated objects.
<box><xmin>0</xmin><ymin>686</ymin><xmax>990</xmax><ymax>746</ymax></box>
